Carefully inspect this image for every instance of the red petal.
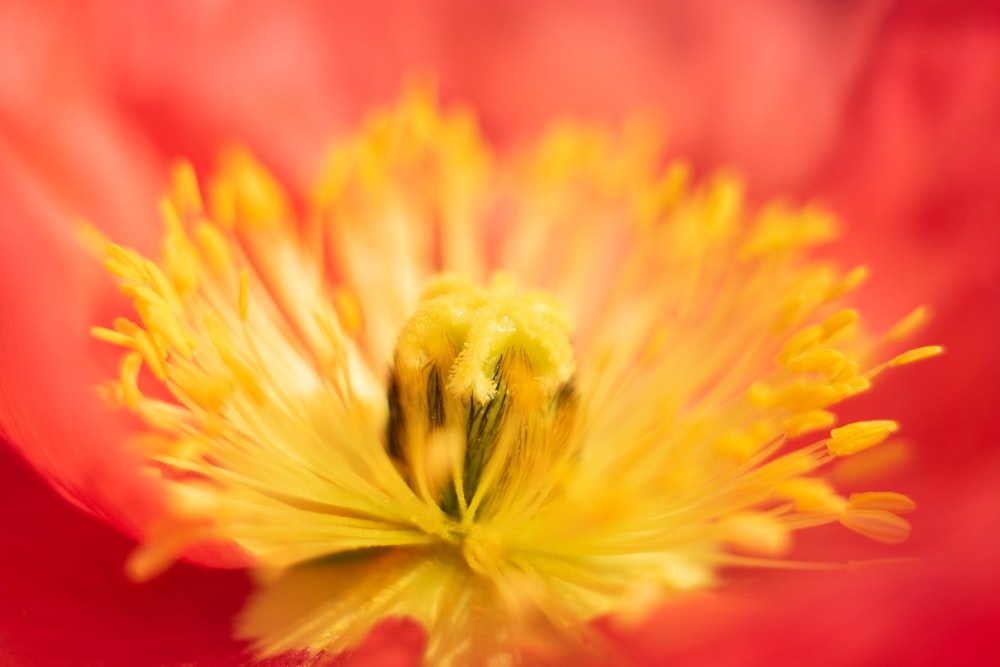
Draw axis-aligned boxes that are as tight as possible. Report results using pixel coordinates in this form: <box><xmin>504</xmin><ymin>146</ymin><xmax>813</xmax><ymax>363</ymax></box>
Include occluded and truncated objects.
<box><xmin>61</xmin><ymin>0</ymin><xmax>887</xmax><ymax>200</ymax></box>
<box><xmin>818</xmin><ymin>0</ymin><xmax>1000</xmax><ymax>309</ymax></box>
<box><xmin>105</xmin><ymin>1</ymin><xmax>414</xmax><ymax>188</ymax></box>
<box><xmin>0</xmin><ymin>441</ymin><xmax>256</xmax><ymax>665</ymax></box>
<box><xmin>0</xmin><ymin>0</ymin><xmax>170</xmax><ymax>539</ymax></box>
<box><xmin>0</xmin><ymin>0</ymin><xmax>165</xmax><ymax>249</ymax></box>
<box><xmin>0</xmin><ymin>154</ymin><xmax>164</xmax><ymax>538</ymax></box>
<box><xmin>430</xmin><ymin>0</ymin><xmax>892</xmax><ymax>193</ymax></box>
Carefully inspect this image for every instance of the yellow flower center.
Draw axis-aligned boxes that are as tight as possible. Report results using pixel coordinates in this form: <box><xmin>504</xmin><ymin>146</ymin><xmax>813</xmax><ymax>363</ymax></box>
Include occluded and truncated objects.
<box><xmin>88</xmin><ymin>88</ymin><xmax>941</xmax><ymax>665</ymax></box>
<box><xmin>388</xmin><ymin>273</ymin><xmax>577</xmax><ymax>530</ymax></box>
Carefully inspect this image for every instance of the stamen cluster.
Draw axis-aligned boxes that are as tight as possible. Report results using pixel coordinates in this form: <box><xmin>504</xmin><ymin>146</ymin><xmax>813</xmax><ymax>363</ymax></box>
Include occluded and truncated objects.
<box><xmin>90</xmin><ymin>90</ymin><xmax>940</xmax><ymax>665</ymax></box>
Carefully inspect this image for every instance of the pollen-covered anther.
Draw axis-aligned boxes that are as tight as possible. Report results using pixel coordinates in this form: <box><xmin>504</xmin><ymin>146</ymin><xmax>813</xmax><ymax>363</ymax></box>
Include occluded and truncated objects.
<box><xmin>774</xmin><ymin>478</ymin><xmax>847</xmax><ymax>514</ymax></box>
<box><xmin>839</xmin><ymin>509</ymin><xmax>912</xmax><ymax>544</ymax></box>
<box><xmin>193</xmin><ymin>222</ymin><xmax>233</xmax><ymax>271</ymax></box>
<box><xmin>886</xmin><ymin>306</ymin><xmax>930</xmax><ymax>342</ymax></box>
<box><xmin>740</xmin><ymin>203</ymin><xmax>837</xmax><ymax>258</ymax></box>
<box><xmin>784</xmin><ymin>410</ymin><xmax>837</xmax><ymax>438</ymax></box>
<box><xmin>823</xmin><ymin>265</ymin><xmax>869</xmax><ymax>301</ymax></box>
<box><xmin>847</xmin><ymin>491</ymin><xmax>916</xmax><ymax>514</ymax></box>
<box><xmin>210</xmin><ymin>148</ymin><xmax>290</xmax><ymax>227</ymax></box>
<box><xmin>119</xmin><ymin>351</ymin><xmax>144</xmax><ymax>410</ymax></box>
<box><xmin>827</xmin><ymin>420</ymin><xmax>899</xmax><ymax>457</ymax></box>
<box><xmin>712</xmin><ymin>422</ymin><xmax>779</xmax><ymax>461</ymax></box>
<box><xmin>749</xmin><ymin>376</ymin><xmax>870</xmax><ymax>413</ymax></box>
<box><xmin>719</xmin><ymin>512</ymin><xmax>792</xmax><ymax>556</ymax></box>
<box><xmin>889</xmin><ymin>345</ymin><xmax>945</xmax><ymax>367</ymax></box>
<box><xmin>783</xmin><ymin>348</ymin><xmax>849</xmax><ymax>375</ymax></box>
<box><xmin>776</xmin><ymin>309</ymin><xmax>859</xmax><ymax>367</ymax></box>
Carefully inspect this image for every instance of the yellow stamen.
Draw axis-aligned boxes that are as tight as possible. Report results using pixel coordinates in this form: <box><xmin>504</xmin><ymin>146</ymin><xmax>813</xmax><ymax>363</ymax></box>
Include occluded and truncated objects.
<box><xmin>217</xmin><ymin>148</ymin><xmax>289</xmax><ymax>226</ymax></box>
<box><xmin>119</xmin><ymin>351</ymin><xmax>144</xmax><ymax>411</ymax></box>
<box><xmin>824</xmin><ymin>265</ymin><xmax>868</xmax><ymax>301</ymax></box>
<box><xmin>889</xmin><ymin>345</ymin><xmax>945</xmax><ymax>367</ymax></box>
<box><xmin>333</xmin><ymin>287</ymin><xmax>364</xmax><ymax>336</ymax></box>
<box><xmin>839</xmin><ymin>509</ymin><xmax>912</xmax><ymax>544</ymax></box>
<box><xmin>719</xmin><ymin>513</ymin><xmax>792</xmax><ymax>557</ymax></box>
<box><xmin>774</xmin><ymin>478</ymin><xmax>847</xmax><ymax>514</ymax></box>
<box><xmin>887</xmin><ymin>306</ymin><xmax>930</xmax><ymax>341</ymax></box>
<box><xmin>194</xmin><ymin>222</ymin><xmax>233</xmax><ymax>271</ymax></box>
<box><xmin>171</xmin><ymin>160</ymin><xmax>204</xmax><ymax>216</ymax></box>
<box><xmin>784</xmin><ymin>410</ymin><xmax>837</xmax><ymax>438</ymax></box>
<box><xmin>847</xmin><ymin>491</ymin><xmax>916</xmax><ymax>514</ymax></box>
<box><xmin>828</xmin><ymin>420</ymin><xmax>899</xmax><ymax>457</ymax></box>
<box><xmin>90</xmin><ymin>326</ymin><xmax>135</xmax><ymax>348</ymax></box>
<box><xmin>819</xmin><ymin>309</ymin><xmax>859</xmax><ymax>340</ymax></box>
<box><xmin>783</xmin><ymin>348</ymin><xmax>849</xmax><ymax>375</ymax></box>
<box><xmin>238</xmin><ymin>270</ymin><xmax>251</xmax><ymax>322</ymax></box>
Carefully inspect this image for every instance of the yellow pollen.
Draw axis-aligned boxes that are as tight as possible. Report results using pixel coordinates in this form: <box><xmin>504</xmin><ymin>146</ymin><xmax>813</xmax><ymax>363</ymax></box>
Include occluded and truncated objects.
<box><xmin>828</xmin><ymin>420</ymin><xmax>899</xmax><ymax>457</ymax></box>
<box><xmin>784</xmin><ymin>410</ymin><xmax>837</xmax><ymax>438</ymax></box>
<box><xmin>774</xmin><ymin>478</ymin><xmax>846</xmax><ymax>514</ymax></box>
<box><xmin>333</xmin><ymin>287</ymin><xmax>364</xmax><ymax>335</ymax></box>
<box><xmin>889</xmin><ymin>345</ymin><xmax>945</xmax><ymax>367</ymax></box>
<box><xmin>87</xmin><ymin>90</ymin><xmax>942</xmax><ymax>666</ymax></box>
<box><xmin>194</xmin><ymin>222</ymin><xmax>233</xmax><ymax>271</ymax></box>
<box><xmin>238</xmin><ymin>270</ymin><xmax>251</xmax><ymax>322</ymax></box>
<box><xmin>119</xmin><ymin>351</ymin><xmax>144</xmax><ymax>410</ymax></box>
<box><xmin>824</xmin><ymin>265</ymin><xmax>869</xmax><ymax>301</ymax></box>
<box><xmin>90</xmin><ymin>325</ymin><xmax>134</xmax><ymax>348</ymax></box>
<box><xmin>719</xmin><ymin>512</ymin><xmax>792</xmax><ymax>557</ymax></box>
<box><xmin>171</xmin><ymin>160</ymin><xmax>204</xmax><ymax>215</ymax></box>
<box><xmin>887</xmin><ymin>306</ymin><xmax>930</xmax><ymax>341</ymax></box>
<box><xmin>847</xmin><ymin>491</ymin><xmax>916</xmax><ymax>514</ymax></box>
<box><xmin>839</xmin><ymin>509</ymin><xmax>912</xmax><ymax>544</ymax></box>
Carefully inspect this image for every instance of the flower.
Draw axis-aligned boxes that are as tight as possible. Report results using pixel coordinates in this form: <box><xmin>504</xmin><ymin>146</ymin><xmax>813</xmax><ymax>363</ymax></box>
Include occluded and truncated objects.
<box><xmin>1</xmin><ymin>1</ymin><xmax>998</xmax><ymax>665</ymax></box>
<box><xmin>73</xmin><ymin>88</ymin><xmax>939</xmax><ymax>665</ymax></box>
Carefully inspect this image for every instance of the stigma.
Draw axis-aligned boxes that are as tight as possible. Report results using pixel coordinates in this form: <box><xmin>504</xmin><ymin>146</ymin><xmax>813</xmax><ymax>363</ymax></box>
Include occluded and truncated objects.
<box><xmin>388</xmin><ymin>273</ymin><xmax>577</xmax><ymax>528</ymax></box>
<box><xmin>88</xmin><ymin>88</ymin><xmax>942</xmax><ymax>665</ymax></box>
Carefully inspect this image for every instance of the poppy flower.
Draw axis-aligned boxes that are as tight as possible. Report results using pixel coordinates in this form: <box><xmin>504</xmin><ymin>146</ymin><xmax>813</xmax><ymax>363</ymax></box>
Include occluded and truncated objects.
<box><xmin>1</xmin><ymin>1</ymin><xmax>998</xmax><ymax>665</ymax></box>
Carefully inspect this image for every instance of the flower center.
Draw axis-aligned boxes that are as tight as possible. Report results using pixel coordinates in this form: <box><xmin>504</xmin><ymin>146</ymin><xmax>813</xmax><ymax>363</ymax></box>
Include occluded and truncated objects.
<box><xmin>387</xmin><ymin>273</ymin><xmax>577</xmax><ymax>525</ymax></box>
